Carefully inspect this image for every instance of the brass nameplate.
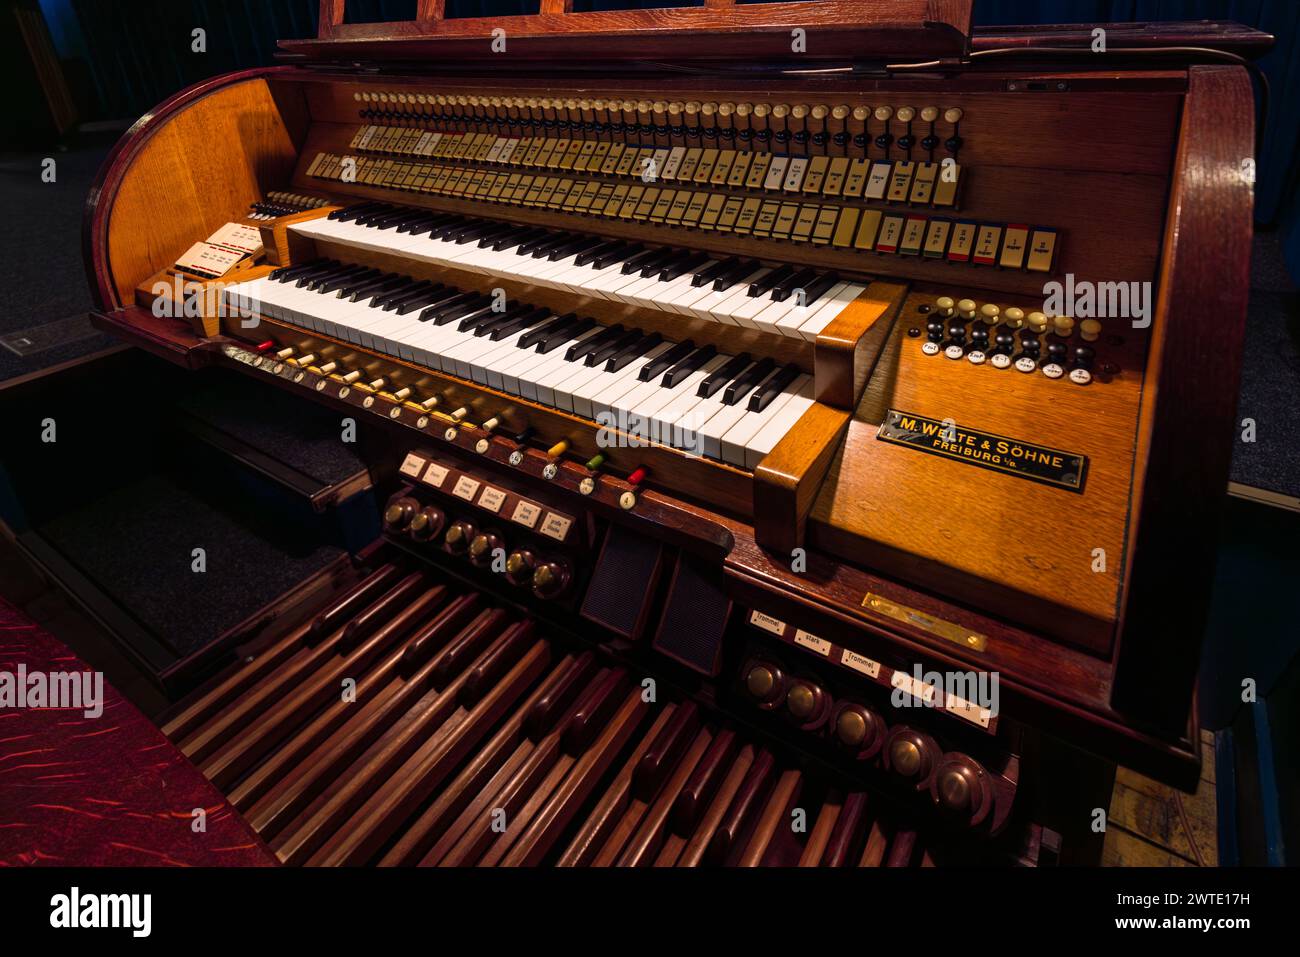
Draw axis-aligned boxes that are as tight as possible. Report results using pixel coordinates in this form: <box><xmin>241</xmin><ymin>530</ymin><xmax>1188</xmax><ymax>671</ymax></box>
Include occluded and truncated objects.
<box><xmin>862</xmin><ymin>593</ymin><xmax>988</xmax><ymax>653</ymax></box>
<box><xmin>877</xmin><ymin>410</ymin><xmax>1088</xmax><ymax>492</ymax></box>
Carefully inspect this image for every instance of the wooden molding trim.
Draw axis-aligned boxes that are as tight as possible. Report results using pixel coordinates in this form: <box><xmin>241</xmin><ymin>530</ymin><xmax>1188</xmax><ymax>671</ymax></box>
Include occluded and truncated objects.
<box><xmin>1110</xmin><ymin>65</ymin><xmax>1255</xmax><ymax>733</ymax></box>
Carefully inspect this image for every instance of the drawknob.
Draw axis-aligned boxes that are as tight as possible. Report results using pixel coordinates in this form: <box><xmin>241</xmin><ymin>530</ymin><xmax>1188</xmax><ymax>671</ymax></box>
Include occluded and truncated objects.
<box><xmin>443</xmin><ymin>519</ymin><xmax>476</xmax><ymax>555</ymax></box>
<box><xmin>408</xmin><ymin>506</ymin><xmax>445</xmax><ymax>542</ymax></box>
<box><xmin>932</xmin><ymin>753</ymin><xmax>993</xmax><ymax>826</ymax></box>
<box><xmin>505</xmin><ymin>548</ymin><xmax>536</xmax><ymax>586</ymax></box>
<box><xmin>884</xmin><ymin>727</ymin><xmax>940</xmax><ymax>788</ymax></box>
<box><xmin>742</xmin><ymin>660</ymin><xmax>785</xmax><ymax>708</ymax></box>
<box><xmin>782</xmin><ymin>679</ymin><xmax>827</xmax><ymax>728</ymax></box>
<box><xmin>531</xmin><ymin>558</ymin><xmax>571</xmax><ymax>599</ymax></box>
<box><xmin>383</xmin><ymin>497</ymin><xmax>418</xmax><ymax>531</ymax></box>
<box><xmin>468</xmin><ymin>530</ymin><xmax>503</xmax><ymax>567</ymax></box>
<box><xmin>832</xmin><ymin>702</ymin><xmax>885</xmax><ymax>756</ymax></box>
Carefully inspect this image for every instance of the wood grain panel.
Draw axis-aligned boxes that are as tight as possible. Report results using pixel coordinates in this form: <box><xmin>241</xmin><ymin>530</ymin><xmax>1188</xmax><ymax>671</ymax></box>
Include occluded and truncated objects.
<box><xmin>104</xmin><ymin>78</ymin><xmax>306</xmax><ymax>305</ymax></box>
<box><xmin>809</xmin><ymin>287</ymin><xmax>1150</xmax><ymax>653</ymax></box>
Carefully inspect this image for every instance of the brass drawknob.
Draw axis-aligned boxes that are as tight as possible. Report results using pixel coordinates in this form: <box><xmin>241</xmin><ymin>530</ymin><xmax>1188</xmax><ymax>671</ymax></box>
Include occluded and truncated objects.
<box><xmin>745</xmin><ymin>665</ymin><xmax>776</xmax><ymax>701</ymax></box>
<box><xmin>468</xmin><ymin>531</ymin><xmax>501</xmax><ymax>566</ymax></box>
<box><xmin>531</xmin><ymin>559</ymin><xmax>571</xmax><ymax>599</ymax></box>
<box><xmin>383</xmin><ymin>497</ymin><xmax>417</xmax><ymax>531</ymax></box>
<box><xmin>938</xmin><ymin>766</ymin><xmax>973</xmax><ymax>812</ymax></box>
<box><xmin>444</xmin><ymin>520</ymin><xmax>475</xmax><ymax>554</ymax></box>
<box><xmin>891</xmin><ymin>738</ymin><xmax>923</xmax><ymax>778</ymax></box>
<box><xmin>505</xmin><ymin>549</ymin><xmax>535</xmax><ymax>585</ymax></box>
<box><xmin>836</xmin><ymin>709</ymin><xmax>869</xmax><ymax>747</ymax></box>
<box><xmin>786</xmin><ymin>684</ymin><xmax>817</xmax><ymax>720</ymax></box>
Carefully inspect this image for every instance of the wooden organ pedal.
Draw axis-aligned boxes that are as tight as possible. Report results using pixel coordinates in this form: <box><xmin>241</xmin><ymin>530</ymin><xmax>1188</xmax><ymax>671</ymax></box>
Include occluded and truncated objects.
<box><xmin>79</xmin><ymin>0</ymin><xmax>1266</xmax><ymax>866</ymax></box>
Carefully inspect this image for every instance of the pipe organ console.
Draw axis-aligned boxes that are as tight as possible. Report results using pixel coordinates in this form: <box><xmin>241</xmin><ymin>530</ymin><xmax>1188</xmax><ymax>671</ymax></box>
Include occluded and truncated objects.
<box><xmin>59</xmin><ymin>1</ymin><xmax>1263</xmax><ymax>867</ymax></box>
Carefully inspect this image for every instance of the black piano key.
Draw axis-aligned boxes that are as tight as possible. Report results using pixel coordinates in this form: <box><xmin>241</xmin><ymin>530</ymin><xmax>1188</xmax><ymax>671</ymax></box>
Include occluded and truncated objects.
<box><xmin>796</xmin><ymin>271</ymin><xmax>840</xmax><ymax>307</ymax></box>
<box><xmin>697</xmin><ymin>352</ymin><xmax>752</xmax><ymax>398</ymax></box>
<box><xmin>353</xmin><ymin>205</ymin><xmax>398</xmax><ymax>226</ymax></box>
<box><xmin>454</xmin><ymin>296</ymin><xmax>502</xmax><ymax>330</ymax></box>
<box><xmin>421</xmin><ymin>291</ymin><xmax>481</xmax><ymax>324</ymax></box>
<box><xmin>593</xmin><ymin>243</ymin><xmax>643</xmax><ymax>271</ymax></box>
<box><xmin>379</xmin><ymin>279</ymin><xmax>436</xmax><ymax>310</ymax></box>
<box><xmin>490</xmin><ymin>306</ymin><xmax>553</xmax><ymax>341</ymax></box>
<box><xmin>585</xmin><ymin>328</ymin><xmax>643</xmax><ymax>367</ymax></box>
<box><xmin>305</xmin><ymin>263</ymin><xmax>366</xmax><ymax>290</ymax></box>
<box><xmin>427</xmin><ymin>217</ymin><xmax>472</xmax><ymax>241</ymax></box>
<box><xmin>748</xmin><ymin>264</ymin><xmax>795</xmax><ymax>297</ymax></box>
<box><xmin>548</xmin><ymin>236</ymin><xmax>603</xmax><ymax>262</ymax></box>
<box><xmin>328</xmin><ymin>202</ymin><xmax>377</xmax><ymax>221</ymax></box>
<box><xmin>395</xmin><ymin>212</ymin><xmax>443</xmax><ymax>234</ymax></box>
<box><xmin>723</xmin><ymin>357</ymin><xmax>776</xmax><ymax>404</ymax></box>
<box><xmin>639</xmin><ymin>339</ymin><xmax>695</xmax><ymax>381</ymax></box>
<box><xmin>746</xmin><ymin>363</ymin><xmax>801</xmax><ymax>412</ymax></box>
<box><xmin>769</xmin><ymin>267</ymin><xmax>819</xmax><ymax>303</ymax></box>
<box><xmin>395</xmin><ymin>284</ymin><xmax>452</xmax><ymax>315</ymax></box>
<box><xmin>538</xmin><ymin>318</ymin><xmax>597</xmax><ymax>354</ymax></box>
<box><xmin>566</xmin><ymin>324</ymin><xmax>625</xmax><ymax>363</ymax></box>
<box><xmin>517</xmin><ymin>313</ymin><xmax>577</xmax><ymax>349</ymax></box>
<box><xmin>605</xmin><ymin>332</ymin><xmax>663</xmax><ymax>372</ymax></box>
<box><xmin>414</xmin><ymin>288</ymin><xmax>471</xmax><ymax>321</ymax></box>
<box><xmin>529</xmin><ymin>232</ymin><xmax>577</xmax><ymax>259</ymax></box>
<box><xmin>517</xmin><ymin>231</ymin><xmax>564</xmax><ymax>257</ymax></box>
<box><xmin>492</xmin><ymin>227</ymin><xmax>548</xmax><ymax>252</ymax></box>
<box><xmin>269</xmin><ymin>257</ymin><xmax>327</xmax><ymax>281</ymax></box>
<box><xmin>472</xmin><ymin>302</ymin><xmax>534</xmax><ymax>337</ymax></box>
<box><xmin>659</xmin><ymin>251</ymin><xmax>709</xmax><ymax>283</ymax></box>
<box><xmin>621</xmin><ymin>246</ymin><xmax>669</xmax><ymax>275</ymax></box>
<box><xmin>640</xmin><ymin>248</ymin><xmax>685</xmax><ymax>279</ymax></box>
<box><xmin>370</xmin><ymin>276</ymin><xmax>424</xmax><ymax>307</ymax></box>
<box><xmin>661</xmin><ymin>345</ymin><xmax>717</xmax><ymax>388</ymax></box>
<box><xmin>348</xmin><ymin>275</ymin><xmax>407</xmax><ymax>302</ymax></box>
<box><xmin>291</xmin><ymin>260</ymin><xmax>346</xmax><ymax>287</ymax></box>
<box><xmin>575</xmin><ymin>240</ymin><xmax>627</xmax><ymax>269</ymax></box>
<box><xmin>713</xmin><ymin>258</ymin><xmax>763</xmax><ymax>292</ymax></box>
<box><xmin>691</xmin><ymin>257</ymin><xmax>739</xmax><ymax>288</ymax></box>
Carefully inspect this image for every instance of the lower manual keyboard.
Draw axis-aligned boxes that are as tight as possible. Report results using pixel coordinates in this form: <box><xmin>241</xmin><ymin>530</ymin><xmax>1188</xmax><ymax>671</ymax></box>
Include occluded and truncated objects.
<box><xmin>224</xmin><ymin>259</ymin><xmax>815</xmax><ymax>469</ymax></box>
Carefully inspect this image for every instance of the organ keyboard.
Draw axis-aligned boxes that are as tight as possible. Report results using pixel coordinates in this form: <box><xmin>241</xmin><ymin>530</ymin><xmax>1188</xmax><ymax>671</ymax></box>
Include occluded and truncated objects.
<box><xmin>77</xmin><ymin>0</ymin><xmax>1265</xmax><ymax>865</ymax></box>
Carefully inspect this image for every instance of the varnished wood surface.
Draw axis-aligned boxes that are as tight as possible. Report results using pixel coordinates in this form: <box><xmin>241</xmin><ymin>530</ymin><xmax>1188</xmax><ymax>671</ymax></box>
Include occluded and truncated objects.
<box><xmin>101</xmin><ymin>77</ymin><xmax>307</xmax><ymax>306</ymax></box>
<box><xmin>1111</xmin><ymin>66</ymin><xmax>1256</xmax><ymax>730</ymax></box>
<box><xmin>291</xmin><ymin>0</ymin><xmax>973</xmax><ymax>62</ymax></box>
<box><xmin>809</xmin><ymin>287</ymin><xmax>1149</xmax><ymax>654</ymax></box>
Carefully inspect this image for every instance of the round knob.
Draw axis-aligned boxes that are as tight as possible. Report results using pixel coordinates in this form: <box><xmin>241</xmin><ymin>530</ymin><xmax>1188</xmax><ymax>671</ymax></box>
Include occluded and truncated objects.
<box><xmin>408</xmin><ymin>506</ymin><xmax>445</xmax><ymax>542</ymax></box>
<box><xmin>836</xmin><ymin>708</ymin><xmax>868</xmax><ymax>746</ymax></box>
<box><xmin>746</xmin><ymin>665</ymin><xmax>778</xmax><ymax>701</ymax></box>
<box><xmin>383</xmin><ymin>497</ymin><xmax>417</xmax><ymax>531</ymax></box>
<box><xmin>980</xmin><ymin>303</ymin><xmax>1000</xmax><ymax>325</ymax></box>
<box><xmin>937</xmin><ymin>764</ymin><xmax>976</xmax><ymax>813</ymax></box>
<box><xmin>1052</xmin><ymin>315</ymin><xmax>1075</xmax><ymax>337</ymax></box>
<box><xmin>957</xmin><ymin>298</ymin><xmax>976</xmax><ymax>320</ymax></box>
<box><xmin>884</xmin><ymin>727</ymin><xmax>938</xmax><ymax>786</ymax></box>
<box><xmin>505</xmin><ymin>548</ymin><xmax>536</xmax><ymax>586</ymax></box>
<box><xmin>444</xmin><ymin>520</ymin><xmax>476</xmax><ymax>554</ymax></box>
<box><xmin>831</xmin><ymin>703</ymin><xmax>884</xmax><ymax>756</ymax></box>
<box><xmin>934</xmin><ymin>296</ymin><xmax>955</xmax><ymax>317</ymax></box>
<box><xmin>468</xmin><ymin>530</ymin><xmax>503</xmax><ymax>566</ymax></box>
<box><xmin>785</xmin><ymin>683</ymin><xmax>817</xmax><ymax>719</ymax></box>
<box><xmin>742</xmin><ymin>660</ymin><xmax>785</xmax><ymax>707</ymax></box>
<box><xmin>1026</xmin><ymin>311</ymin><xmax>1048</xmax><ymax>334</ymax></box>
<box><xmin>1002</xmin><ymin>306</ymin><xmax>1025</xmax><ymax>329</ymax></box>
<box><xmin>531</xmin><ymin>558</ymin><xmax>571</xmax><ymax>599</ymax></box>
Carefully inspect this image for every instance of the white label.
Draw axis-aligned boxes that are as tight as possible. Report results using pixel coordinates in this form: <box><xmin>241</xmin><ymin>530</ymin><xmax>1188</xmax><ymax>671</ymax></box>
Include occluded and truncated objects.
<box><xmin>945</xmin><ymin>693</ymin><xmax>993</xmax><ymax>728</ymax></box>
<box><xmin>943</xmin><ymin>344</ymin><xmax>964</xmax><ymax>360</ymax></box>
<box><xmin>748</xmin><ymin>610</ymin><xmax>786</xmax><ymax>636</ymax></box>
<box><xmin>205</xmin><ymin>222</ymin><xmax>264</xmax><ymax>256</ymax></box>
<box><xmin>399</xmin><ymin>452</ymin><xmax>425</xmax><ymax>478</ymax></box>
<box><xmin>539</xmin><ymin>512</ymin><xmax>573</xmax><ymax>541</ymax></box>
<box><xmin>921</xmin><ymin>341</ymin><xmax>941</xmax><ymax>356</ymax></box>
<box><xmin>452</xmin><ymin>475</ymin><xmax>481</xmax><ymax>500</ymax></box>
<box><xmin>1041</xmin><ymin>362</ymin><xmax>1065</xmax><ymax>379</ymax></box>
<box><xmin>990</xmin><ymin>353</ymin><xmax>1013</xmax><ymax>369</ymax></box>
<box><xmin>478</xmin><ymin>486</ymin><xmax>507</xmax><ymax>513</ymax></box>
<box><xmin>1069</xmin><ymin>368</ymin><xmax>1093</xmax><ymax>386</ymax></box>
<box><xmin>840</xmin><ymin>649</ymin><xmax>882</xmax><ymax>678</ymax></box>
<box><xmin>793</xmin><ymin>629</ymin><xmax>831</xmax><ymax>656</ymax></box>
<box><xmin>890</xmin><ymin>670</ymin><xmax>937</xmax><ymax>704</ymax></box>
<box><xmin>511</xmin><ymin>500</ymin><xmax>542</xmax><ymax>529</ymax></box>
<box><xmin>966</xmin><ymin>350</ymin><xmax>986</xmax><ymax>365</ymax></box>
<box><xmin>1015</xmin><ymin>356</ymin><xmax>1037</xmax><ymax>373</ymax></box>
<box><xmin>421</xmin><ymin>462</ymin><xmax>449</xmax><ymax>488</ymax></box>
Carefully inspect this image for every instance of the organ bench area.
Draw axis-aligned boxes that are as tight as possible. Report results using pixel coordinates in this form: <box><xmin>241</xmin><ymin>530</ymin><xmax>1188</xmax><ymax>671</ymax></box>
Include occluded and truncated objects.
<box><xmin>76</xmin><ymin>3</ymin><xmax>1262</xmax><ymax>866</ymax></box>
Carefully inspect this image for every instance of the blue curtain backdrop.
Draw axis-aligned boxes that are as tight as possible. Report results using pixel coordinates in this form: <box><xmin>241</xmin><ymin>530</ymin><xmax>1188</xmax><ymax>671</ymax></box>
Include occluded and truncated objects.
<box><xmin>37</xmin><ymin>0</ymin><xmax>1300</xmax><ymax>278</ymax></box>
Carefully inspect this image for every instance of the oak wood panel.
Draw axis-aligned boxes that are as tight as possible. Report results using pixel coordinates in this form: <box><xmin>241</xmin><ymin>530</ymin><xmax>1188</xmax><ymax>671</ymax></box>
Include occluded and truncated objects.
<box><xmin>753</xmin><ymin>402</ymin><xmax>851</xmax><ymax>554</ymax></box>
<box><xmin>809</xmin><ymin>289</ymin><xmax>1149</xmax><ymax>653</ymax></box>
<box><xmin>104</xmin><ymin>78</ymin><xmax>306</xmax><ymax>305</ymax></box>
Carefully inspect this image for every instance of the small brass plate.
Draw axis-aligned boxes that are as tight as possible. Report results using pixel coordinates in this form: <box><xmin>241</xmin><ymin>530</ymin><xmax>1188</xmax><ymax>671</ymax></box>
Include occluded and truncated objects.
<box><xmin>861</xmin><ymin>592</ymin><xmax>988</xmax><ymax>652</ymax></box>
